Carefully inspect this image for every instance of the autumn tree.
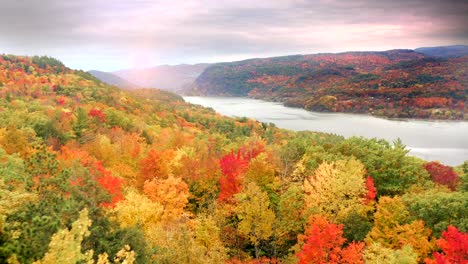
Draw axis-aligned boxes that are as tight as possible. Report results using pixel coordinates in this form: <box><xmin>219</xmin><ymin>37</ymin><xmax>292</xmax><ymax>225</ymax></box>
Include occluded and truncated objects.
<box><xmin>366</xmin><ymin>196</ymin><xmax>434</xmax><ymax>261</ymax></box>
<box><xmin>424</xmin><ymin>161</ymin><xmax>459</xmax><ymax>191</ymax></box>
<box><xmin>138</xmin><ymin>149</ymin><xmax>171</xmax><ymax>189</ymax></box>
<box><xmin>296</xmin><ymin>215</ymin><xmax>365</xmax><ymax>264</ymax></box>
<box><xmin>303</xmin><ymin>159</ymin><xmax>369</xmax><ymax>222</ymax></box>
<box><xmin>274</xmin><ymin>183</ymin><xmax>306</xmax><ymax>255</ymax></box>
<box><xmin>235</xmin><ymin>182</ymin><xmax>276</xmax><ymax>259</ymax></box>
<box><xmin>425</xmin><ymin>225</ymin><xmax>468</xmax><ymax>264</ymax></box>
<box><xmin>143</xmin><ymin>175</ymin><xmax>189</xmax><ymax>221</ymax></box>
<box><xmin>218</xmin><ymin>150</ymin><xmax>249</xmax><ymax>202</ymax></box>
<box><xmin>34</xmin><ymin>209</ymin><xmax>94</xmax><ymax>264</ymax></box>
<box><xmin>364</xmin><ymin>243</ymin><xmax>418</xmax><ymax>264</ymax></box>
<box><xmin>113</xmin><ymin>189</ymin><xmax>163</xmax><ymax>232</ymax></box>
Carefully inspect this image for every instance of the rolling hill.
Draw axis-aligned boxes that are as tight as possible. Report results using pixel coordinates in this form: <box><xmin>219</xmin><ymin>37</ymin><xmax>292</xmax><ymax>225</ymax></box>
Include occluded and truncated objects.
<box><xmin>88</xmin><ymin>70</ymin><xmax>139</xmax><ymax>89</ymax></box>
<box><xmin>415</xmin><ymin>45</ymin><xmax>468</xmax><ymax>58</ymax></box>
<box><xmin>189</xmin><ymin>48</ymin><xmax>467</xmax><ymax>120</ymax></box>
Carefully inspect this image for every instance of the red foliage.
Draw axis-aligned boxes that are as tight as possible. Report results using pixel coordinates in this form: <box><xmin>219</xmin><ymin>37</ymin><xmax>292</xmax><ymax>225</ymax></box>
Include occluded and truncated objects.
<box><xmin>424</xmin><ymin>161</ymin><xmax>459</xmax><ymax>191</ymax></box>
<box><xmin>365</xmin><ymin>176</ymin><xmax>377</xmax><ymax>204</ymax></box>
<box><xmin>58</xmin><ymin>147</ymin><xmax>123</xmax><ymax>207</ymax></box>
<box><xmin>238</xmin><ymin>141</ymin><xmax>265</xmax><ymax>161</ymax></box>
<box><xmin>297</xmin><ymin>216</ymin><xmax>364</xmax><ymax>264</ymax></box>
<box><xmin>88</xmin><ymin>108</ymin><xmax>106</xmax><ymax>122</ymax></box>
<box><xmin>89</xmin><ymin>161</ymin><xmax>123</xmax><ymax>207</ymax></box>
<box><xmin>414</xmin><ymin>97</ymin><xmax>452</xmax><ymax>109</ymax></box>
<box><xmin>425</xmin><ymin>226</ymin><xmax>468</xmax><ymax>264</ymax></box>
<box><xmin>218</xmin><ymin>150</ymin><xmax>249</xmax><ymax>202</ymax></box>
<box><xmin>138</xmin><ymin>149</ymin><xmax>171</xmax><ymax>188</ymax></box>
<box><xmin>218</xmin><ymin>143</ymin><xmax>265</xmax><ymax>202</ymax></box>
<box><xmin>56</xmin><ymin>96</ymin><xmax>66</xmax><ymax>105</ymax></box>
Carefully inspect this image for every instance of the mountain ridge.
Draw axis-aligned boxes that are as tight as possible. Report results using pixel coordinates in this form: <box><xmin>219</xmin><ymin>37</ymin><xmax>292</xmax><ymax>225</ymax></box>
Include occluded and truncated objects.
<box><xmin>188</xmin><ymin>48</ymin><xmax>467</xmax><ymax>120</ymax></box>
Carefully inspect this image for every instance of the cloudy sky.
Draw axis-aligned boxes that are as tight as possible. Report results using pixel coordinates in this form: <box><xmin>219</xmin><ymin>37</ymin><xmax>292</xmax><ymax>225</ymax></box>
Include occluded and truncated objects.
<box><xmin>1</xmin><ymin>0</ymin><xmax>467</xmax><ymax>71</ymax></box>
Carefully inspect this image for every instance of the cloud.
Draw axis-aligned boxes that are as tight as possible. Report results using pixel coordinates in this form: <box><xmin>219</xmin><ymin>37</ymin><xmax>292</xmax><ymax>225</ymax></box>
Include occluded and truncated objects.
<box><xmin>0</xmin><ymin>0</ymin><xmax>466</xmax><ymax>71</ymax></box>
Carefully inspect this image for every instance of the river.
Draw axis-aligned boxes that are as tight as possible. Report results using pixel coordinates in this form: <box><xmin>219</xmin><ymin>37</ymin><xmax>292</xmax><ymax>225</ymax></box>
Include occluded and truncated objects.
<box><xmin>184</xmin><ymin>96</ymin><xmax>468</xmax><ymax>166</ymax></box>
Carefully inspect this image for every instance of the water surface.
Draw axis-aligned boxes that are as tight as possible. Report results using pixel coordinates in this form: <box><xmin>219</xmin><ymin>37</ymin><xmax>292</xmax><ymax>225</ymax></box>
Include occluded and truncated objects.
<box><xmin>184</xmin><ymin>96</ymin><xmax>468</xmax><ymax>166</ymax></box>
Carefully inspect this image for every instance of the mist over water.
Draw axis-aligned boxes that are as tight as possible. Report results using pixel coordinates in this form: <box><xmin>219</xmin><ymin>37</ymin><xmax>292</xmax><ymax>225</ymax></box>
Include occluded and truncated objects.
<box><xmin>184</xmin><ymin>96</ymin><xmax>468</xmax><ymax>166</ymax></box>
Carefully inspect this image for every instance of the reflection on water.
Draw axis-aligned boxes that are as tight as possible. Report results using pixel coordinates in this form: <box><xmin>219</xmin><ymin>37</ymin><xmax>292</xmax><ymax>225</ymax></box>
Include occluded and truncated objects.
<box><xmin>184</xmin><ymin>96</ymin><xmax>468</xmax><ymax>166</ymax></box>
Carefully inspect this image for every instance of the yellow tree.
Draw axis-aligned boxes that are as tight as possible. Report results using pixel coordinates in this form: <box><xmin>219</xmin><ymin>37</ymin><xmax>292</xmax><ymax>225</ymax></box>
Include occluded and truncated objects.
<box><xmin>143</xmin><ymin>175</ymin><xmax>189</xmax><ymax>221</ymax></box>
<box><xmin>244</xmin><ymin>153</ymin><xmax>279</xmax><ymax>191</ymax></box>
<box><xmin>235</xmin><ymin>182</ymin><xmax>276</xmax><ymax>259</ymax></box>
<box><xmin>364</xmin><ymin>242</ymin><xmax>418</xmax><ymax>264</ymax></box>
<box><xmin>112</xmin><ymin>189</ymin><xmax>164</xmax><ymax>232</ymax></box>
<box><xmin>303</xmin><ymin>159</ymin><xmax>368</xmax><ymax>222</ymax></box>
<box><xmin>33</xmin><ymin>209</ymin><xmax>93</xmax><ymax>264</ymax></box>
<box><xmin>365</xmin><ymin>196</ymin><xmax>434</xmax><ymax>261</ymax></box>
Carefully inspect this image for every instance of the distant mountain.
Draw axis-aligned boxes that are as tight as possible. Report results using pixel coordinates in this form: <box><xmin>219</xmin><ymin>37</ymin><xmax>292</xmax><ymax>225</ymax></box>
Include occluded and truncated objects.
<box><xmin>415</xmin><ymin>45</ymin><xmax>468</xmax><ymax>58</ymax></box>
<box><xmin>190</xmin><ymin>49</ymin><xmax>467</xmax><ymax>120</ymax></box>
<box><xmin>113</xmin><ymin>63</ymin><xmax>210</xmax><ymax>92</ymax></box>
<box><xmin>88</xmin><ymin>70</ymin><xmax>138</xmax><ymax>89</ymax></box>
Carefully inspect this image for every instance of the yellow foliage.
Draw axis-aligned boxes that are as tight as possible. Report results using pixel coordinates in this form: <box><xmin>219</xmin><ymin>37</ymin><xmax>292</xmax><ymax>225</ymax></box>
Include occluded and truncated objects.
<box><xmin>303</xmin><ymin>159</ymin><xmax>368</xmax><ymax>222</ymax></box>
<box><xmin>143</xmin><ymin>175</ymin><xmax>189</xmax><ymax>221</ymax></box>
<box><xmin>33</xmin><ymin>209</ymin><xmax>94</xmax><ymax>264</ymax></box>
<box><xmin>365</xmin><ymin>196</ymin><xmax>434</xmax><ymax>261</ymax></box>
<box><xmin>112</xmin><ymin>189</ymin><xmax>164</xmax><ymax>232</ymax></box>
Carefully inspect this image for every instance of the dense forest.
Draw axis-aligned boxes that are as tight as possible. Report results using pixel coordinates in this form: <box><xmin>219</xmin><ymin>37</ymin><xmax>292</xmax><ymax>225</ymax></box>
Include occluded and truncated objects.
<box><xmin>0</xmin><ymin>54</ymin><xmax>467</xmax><ymax>263</ymax></box>
<box><xmin>190</xmin><ymin>49</ymin><xmax>467</xmax><ymax>120</ymax></box>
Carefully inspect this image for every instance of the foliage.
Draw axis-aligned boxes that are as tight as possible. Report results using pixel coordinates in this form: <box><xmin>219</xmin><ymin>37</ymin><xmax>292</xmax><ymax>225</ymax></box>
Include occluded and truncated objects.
<box><xmin>425</xmin><ymin>225</ymin><xmax>468</xmax><ymax>264</ymax></box>
<box><xmin>296</xmin><ymin>215</ymin><xmax>365</xmax><ymax>264</ymax></box>
<box><xmin>235</xmin><ymin>182</ymin><xmax>276</xmax><ymax>259</ymax></box>
<box><xmin>0</xmin><ymin>54</ymin><xmax>464</xmax><ymax>262</ymax></box>
<box><xmin>423</xmin><ymin>161</ymin><xmax>460</xmax><ymax>190</ymax></box>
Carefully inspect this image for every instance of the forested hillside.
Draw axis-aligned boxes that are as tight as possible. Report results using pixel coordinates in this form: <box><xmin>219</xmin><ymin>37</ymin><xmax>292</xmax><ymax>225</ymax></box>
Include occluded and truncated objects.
<box><xmin>191</xmin><ymin>49</ymin><xmax>467</xmax><ymax>120</ymax></box>
<box><xmin>0</xmin><ymin>54</ymin><xmax>466</xmax><ymax>263</ymax></box>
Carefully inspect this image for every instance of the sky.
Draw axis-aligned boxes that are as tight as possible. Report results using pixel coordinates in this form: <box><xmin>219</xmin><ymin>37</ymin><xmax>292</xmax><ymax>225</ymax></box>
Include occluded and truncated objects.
<box><xmin>0</xmin><ymin>0</ymin><xmax>467</xmax><ymax>71</ymax></box>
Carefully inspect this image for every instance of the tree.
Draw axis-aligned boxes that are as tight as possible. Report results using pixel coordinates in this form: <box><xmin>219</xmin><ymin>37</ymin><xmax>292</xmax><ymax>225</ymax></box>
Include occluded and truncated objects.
<box><xmin>72</xmin><ymin>108</ymin><xmax>89</xmax><ymax>142</ymax></box>
<box><xmin>296</xmin><ymin>215</ymin><xmax>364</xmax><ymax>264</ymax></box>
<box><xmin>365</xmin><ymin>176</ymin><xmax>377</xmax><ymax>204</ymax></box>
<box><xmin>366</xmin><ymin>196</ymin><xmax>434</xmax><ymax>261</ymax></box>
<box><xmin>364</xmin><ymin>243</ymin><xmax>418</xmax><ymax>264</ymax></box>
<box><xmin>274</xmin><ymin>183</ymin><xmax>306</xmax><ymax>255</ymax></box>
<box><xmin>113</xmin><ymin>189</ymin><xmax>163</xmax><ymax>232</ymax></box>
<box><xmin>235</xmin><ymin>182</ymin><xmax>276</xmax><ymax>259</ymax></box>
<box><xmin>143</xmin><ymin>175</ymin><xmax>189</xmax><ymax>221</ymax></box>
<box><xmin>218</xmin><ymin>150</ymin><xmax>249</xmax><ymax>202</ymax></box>
<box><xmin>138</xmin><ymin>149</ymin><xmax>171</xmax><ymax>189</ymax></box>
<box><xmin>303</xmin><ymin>159</ymin><xmax>368</xmax><ymax>222</ymax></box>
<box><xmin>403</xmin><ymin>189</ymin><xmax>467</xmax><ymax>236</ymax></box>
<box><xmin>425</xmin><ymin>225</ymin><xmax>468</xmax><ymax>264</ymax></box>
<box><xmin>34</xmin><ymin>209</ymin><xmax>93</xmax><ymax>264</ymax></box>
<box><xmin>424</xmin><ymin>161</ymin><xmax>459</xmax><ymax>191</ymax></box>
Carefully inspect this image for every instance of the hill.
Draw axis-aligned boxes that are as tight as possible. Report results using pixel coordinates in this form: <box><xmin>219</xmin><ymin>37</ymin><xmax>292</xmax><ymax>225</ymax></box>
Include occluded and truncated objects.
<box><xmin>88</xmin><ymin>70</ymin><xmax>139</xmax><ymax>89</ymax></box>
<box><xmin>0</xmin><ymin>54</ymin><xmax>466</xmax><ymax>263</ymax></box>
<box><xmin>415</xmin><ymin>45</ymin><xmax>468</xmax><ymax>58</ymax></box>
<box><xmin>191</xmin><ymin>49</ymin><xmax>467</xmax><ymax>120</ymax></box>
<box><xmin>113</xmin><ymin>63</ymin><xmax>210</xmax><ymax>92</ymax></box>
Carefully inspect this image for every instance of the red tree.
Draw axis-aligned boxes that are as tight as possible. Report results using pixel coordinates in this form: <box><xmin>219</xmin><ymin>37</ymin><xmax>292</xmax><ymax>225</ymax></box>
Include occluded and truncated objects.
<box><xmin>88</xmin><ymin>161</ymin><xmax>123</xmax><ymax>207</ymax></box>
<box><xmin>88</xmin><ymin>108</ymin><xmax>106</xmax><ymax>122</ymax></box>
<box><xmin>365</xmin><ymin>176</ymin><xmax>377</xmax><ymax>204</ymax></box>
<box><xmin>297</xmin><ymin>216</ymin><xmax>364</xmax><ymax>264</ymax></box>
<box><xmin>424</xmin><ymin>161</ymin><xmax>459</xmax><ymax>191</ymax></box>
<box><xmin>425</xmin><ymin>225</ymin><xmax>468</xmax><ymax>264</ymax></box>
<box><xmin>218</xmin><ymin>150</ymin><xmax>249</xmax><ymax>202</ymax></box>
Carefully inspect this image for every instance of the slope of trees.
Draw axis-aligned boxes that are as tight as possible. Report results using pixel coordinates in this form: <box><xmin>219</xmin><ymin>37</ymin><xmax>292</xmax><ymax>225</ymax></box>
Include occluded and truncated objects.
<box><xmin>0</xmin><ymin>54</ymin><xmax>466</xmax><ymax>263</ymax></box>
<box><xmin>191</xmin><ymin>50</ymin><xmax>467</xmax><ymax>120</ymax></box>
